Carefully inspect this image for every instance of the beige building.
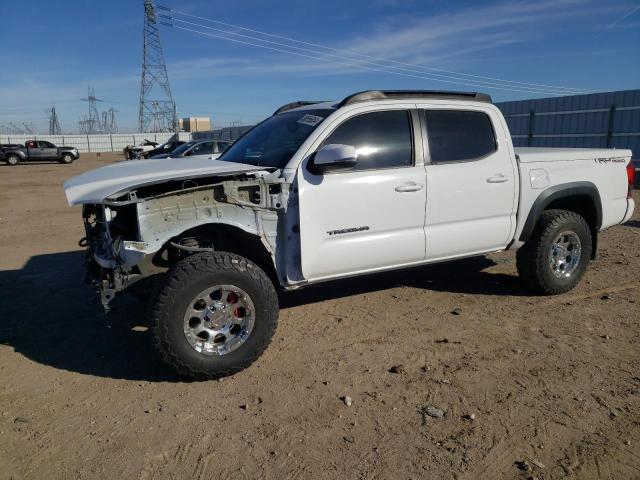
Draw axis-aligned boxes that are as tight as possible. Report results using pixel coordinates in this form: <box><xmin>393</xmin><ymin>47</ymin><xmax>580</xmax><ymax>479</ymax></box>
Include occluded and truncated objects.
<box><xmin>179</xmin><ymin>117</ymin><xmax>212</xmax><ymax>132</ymax></box>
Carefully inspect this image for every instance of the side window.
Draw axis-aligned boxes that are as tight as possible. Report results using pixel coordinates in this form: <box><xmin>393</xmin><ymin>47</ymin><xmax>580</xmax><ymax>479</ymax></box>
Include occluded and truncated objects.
<box><xmin>322</xmin><ymin>110</ymin><xmax>413</xmax><ymax>170</ymax></box>
<box><xmin>424</xmin><ymin>110</ymin><xmax>496</xmax><ymax>163</ymax></box>
<box><xmin>190</xmin><ymin>142</ymin><xmax>213</xmax><ymax>155</ymax></box>
<box><xmin>39</xmin><ymin>141</ymin><xmax>54</xmax><ymax>148</ymax></box>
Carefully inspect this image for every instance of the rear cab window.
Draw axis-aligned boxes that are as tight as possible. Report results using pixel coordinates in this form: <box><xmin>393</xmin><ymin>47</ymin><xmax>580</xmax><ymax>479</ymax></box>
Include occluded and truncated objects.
<box><xmin>423</xmin><ymin>110</ymin><xmax>496</xmax><ymax>163</ymax></box>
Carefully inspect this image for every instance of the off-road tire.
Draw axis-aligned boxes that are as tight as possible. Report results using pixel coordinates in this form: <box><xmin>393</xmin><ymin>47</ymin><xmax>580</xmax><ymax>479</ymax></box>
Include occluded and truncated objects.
<box><xmin>150</xmin><ymin>251</ymin><xmax>279</xmax><ymax>380</ymax></box>
<box><xmin>59</xmin><ymin>153</ymin><xmax>74</xmax><ymax>164</ymax></box>
<box><xmin>516</xmin><ymin>209</ymin><xmax>592</xmax><ymax>295</ymax></box>
<box><xmin>6</xmin><ymin>155</ymin><xmax>19</xmax><ymax>166</ymax></box>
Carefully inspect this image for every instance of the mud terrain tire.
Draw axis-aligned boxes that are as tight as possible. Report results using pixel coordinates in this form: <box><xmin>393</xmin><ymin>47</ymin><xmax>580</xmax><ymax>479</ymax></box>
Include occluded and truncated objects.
<box><xmin>150</xmin><ymin>251</ymin><xmax>278</xmax><ymax>380</ymax></box>
<box><xmin>516</xmin><ymin>209</ymin><xmax>592</xmax><ymax>295</ymax></box>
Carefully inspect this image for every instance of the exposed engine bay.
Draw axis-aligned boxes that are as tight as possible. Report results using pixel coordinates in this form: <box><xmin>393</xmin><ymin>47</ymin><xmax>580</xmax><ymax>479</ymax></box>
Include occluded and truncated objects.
<box><xmin>79</xmin><ymin>170</ymin><xmax>296</xmax><ymax>310</ymax></box>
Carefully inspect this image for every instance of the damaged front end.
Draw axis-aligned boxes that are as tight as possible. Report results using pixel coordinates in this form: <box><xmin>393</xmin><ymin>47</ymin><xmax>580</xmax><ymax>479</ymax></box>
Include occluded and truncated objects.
<box><xmin>75</xmin><ymin>168</ymin><xmax>293</xmax><ymax>312</ymax></box>
<box><xmin>80</xmin><ymin>203</ymin><xmax>146</xmax><ymax>311</ymax></box>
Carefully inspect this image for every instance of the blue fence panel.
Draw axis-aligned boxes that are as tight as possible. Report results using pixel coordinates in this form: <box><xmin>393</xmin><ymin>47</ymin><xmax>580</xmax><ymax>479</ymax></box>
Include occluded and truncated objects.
<box><xmin>497</xmin><ymin>89</ymin><xmax>640</xmax><ymax>162</ymax></box>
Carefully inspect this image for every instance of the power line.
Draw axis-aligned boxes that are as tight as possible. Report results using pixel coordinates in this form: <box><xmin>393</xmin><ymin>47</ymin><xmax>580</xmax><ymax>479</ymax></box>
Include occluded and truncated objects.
<box><xmin>171</xmin><ymin>23</ymin><xmax>571</xmax><ymax>96</ymax></box>
<box><xmin>161</xmin><ymin>5</ymin><xmax>590</xmax><ymax>95</ymax></box>
<box><xmin>604</xmin><ymin>5</ymin><xmax>640</xmax><ymax>29</ymax></box>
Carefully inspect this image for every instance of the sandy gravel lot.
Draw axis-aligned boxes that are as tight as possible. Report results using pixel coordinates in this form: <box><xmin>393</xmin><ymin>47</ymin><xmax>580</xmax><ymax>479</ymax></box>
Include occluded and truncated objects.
<box><xmin>0</xmin><ymin>153</ymin><xmax>639</xmax><ymax>480</ymax></box>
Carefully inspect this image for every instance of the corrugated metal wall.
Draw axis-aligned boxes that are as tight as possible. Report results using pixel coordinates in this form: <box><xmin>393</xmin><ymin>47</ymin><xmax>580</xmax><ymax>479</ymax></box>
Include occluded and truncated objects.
<box><xmin>0</xmin><ymin>132</ymin><xmax>192</xmax><ymax>153</ymax></box>
<box><xmin>496</xmin><ymin>89</ymin><xmax>640</xmax><ymax>164</ymax></box>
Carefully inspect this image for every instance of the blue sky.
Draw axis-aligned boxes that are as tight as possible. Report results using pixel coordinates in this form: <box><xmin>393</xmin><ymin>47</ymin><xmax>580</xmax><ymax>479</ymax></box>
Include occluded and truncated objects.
<box><xmin>0</xmin><ymin>0</ymin><xmax>638</xmax><ymax>133</ymax></box>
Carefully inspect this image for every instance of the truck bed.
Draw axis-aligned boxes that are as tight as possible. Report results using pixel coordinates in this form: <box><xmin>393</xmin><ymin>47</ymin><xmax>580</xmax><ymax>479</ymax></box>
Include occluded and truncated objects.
<box><xmin>515</xmin><ymin>147</ymin><xmax>632</xmax><ymax>163</ymax></box>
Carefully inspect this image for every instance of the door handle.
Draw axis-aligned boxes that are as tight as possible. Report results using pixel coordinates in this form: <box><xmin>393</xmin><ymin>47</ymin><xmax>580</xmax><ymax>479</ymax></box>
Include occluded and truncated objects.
<box><xmin>395</xmin><ymin>182</ymin><xmax>424</xmax><ymax>192</ymax></box>
<box><xmin>486</xmin><ymin>174</ymin><xmax>509</xmax><ymax>183</ymax></box>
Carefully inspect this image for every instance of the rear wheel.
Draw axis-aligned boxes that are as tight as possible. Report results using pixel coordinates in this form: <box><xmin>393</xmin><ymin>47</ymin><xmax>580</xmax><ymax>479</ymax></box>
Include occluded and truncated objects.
<box><xmin>516</xmin><ymin>209</ymin><xmax>592</xmax><ymax>294</ymax></box>
<box><xmin>59</xmin><ymin>153</ymin><xmax>74</xmax><ymax>164</ymax></box>
<box><xmin>150</xmin><ymin>251</ymin><xmax>279</xmax><ymax>380</ymax></box>
<box><xmin>6</xmin><ymin>155</ymin><xmax>19</xmax><ymax>166</ymax></box>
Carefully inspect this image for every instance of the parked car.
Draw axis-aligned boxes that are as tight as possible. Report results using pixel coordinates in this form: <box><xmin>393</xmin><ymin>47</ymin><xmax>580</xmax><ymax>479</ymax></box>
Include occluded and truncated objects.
<box><xmin>141</xmin><ymin>140</ymin><xmax>186</xmax><ymax>159</ymax></box>
<box><xmin>123</xmin><ymin>140</ymin><xmax>159</xmax><ymax>160</ymax></box>
<box><xmin>150</xmin><ymin>140</ymin><xmax>231</xmax><ymax>159</ymax></box>
<box><xmin>64</xmin><ymin>90</ymin><xmax>635</xmax><ymax>380</ymax></box>
<box><xmin>3</xmin><ymin>140</ymin><xmax>79</xmax><ymax>165</ymax></box>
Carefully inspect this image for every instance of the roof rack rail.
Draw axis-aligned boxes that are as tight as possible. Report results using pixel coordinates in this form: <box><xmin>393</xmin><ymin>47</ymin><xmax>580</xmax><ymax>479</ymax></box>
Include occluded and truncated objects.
<box><xmin>273</xmin><ymin>100</ymin><xmax>330</xmax><ymax>116</ymax></box>
<box><xmin>338</xmin><ymin>90</ymin><xmax>492</xmax><ymax>107</ymax></box>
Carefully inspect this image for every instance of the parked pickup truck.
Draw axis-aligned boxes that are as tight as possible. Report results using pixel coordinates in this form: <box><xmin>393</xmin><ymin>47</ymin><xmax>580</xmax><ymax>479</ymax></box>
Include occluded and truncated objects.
<box><xmin>4</xmin><ymin>140</ymin><xmax>79</xmax><ymax>165</ymax></box>
<box><xmin>64</xmin><ymin>90</ymin><xmax>636</xmax><ymax>380</ymax></box>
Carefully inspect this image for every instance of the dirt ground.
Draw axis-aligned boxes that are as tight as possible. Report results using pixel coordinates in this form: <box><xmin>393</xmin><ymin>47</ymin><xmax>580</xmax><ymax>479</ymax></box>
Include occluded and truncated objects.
<box><xmin>0</xmin><ymin>153</ymin><xmax>639</xmax><ymax>480</ymax></box>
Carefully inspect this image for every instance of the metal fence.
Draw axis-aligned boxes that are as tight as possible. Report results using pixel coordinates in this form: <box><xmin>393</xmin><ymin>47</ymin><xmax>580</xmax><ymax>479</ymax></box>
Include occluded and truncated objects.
<box><xmin>0</xmin><ymin>132</ymin><xmax>192</xmax><ymax>153</ymax></box>
<box><xmin>496</xmin><ymin>89</ymin><xmax>640</xmax><ymax>165</ymax></box>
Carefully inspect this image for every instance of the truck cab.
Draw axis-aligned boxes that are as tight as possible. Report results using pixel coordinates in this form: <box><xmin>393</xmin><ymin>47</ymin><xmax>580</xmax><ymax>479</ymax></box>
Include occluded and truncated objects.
<box><xmin>291</xmin><ymin>95</ymin><xmax>517</xmax><ymax>280</ymax></box>
<box><xmin>25</xmin><ymin>140</ymin><xmax>58</xmax><ymax>160</ymax></box>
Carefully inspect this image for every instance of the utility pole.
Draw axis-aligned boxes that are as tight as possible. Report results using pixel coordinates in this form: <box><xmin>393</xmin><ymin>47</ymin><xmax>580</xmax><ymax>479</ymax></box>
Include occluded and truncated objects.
<box><xmin>139</xmin><ymin>0</ymin><xmax>178</xmax><ymax>133</ymax></box>
<box><xmin>47</xmin><ymin>107</ymin><xmax>62</xmax><ymax>135</ymax></box>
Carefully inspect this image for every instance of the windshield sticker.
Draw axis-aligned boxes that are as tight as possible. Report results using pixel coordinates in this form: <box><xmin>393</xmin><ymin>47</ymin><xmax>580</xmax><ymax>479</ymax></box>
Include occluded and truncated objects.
<box><xmin>297</xmin><ymin>114</ymin><xmax>324</xmax><ymax>127</ymax></box>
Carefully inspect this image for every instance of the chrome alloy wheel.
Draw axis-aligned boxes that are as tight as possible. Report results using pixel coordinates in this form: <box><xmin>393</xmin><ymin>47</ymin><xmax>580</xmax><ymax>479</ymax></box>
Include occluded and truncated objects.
<box><xmin>183</xmin><ymin>285</ymin><xmax>255</xmax><ymax>356</ymax></box>
<box><xmin>549</xmin><ymin>231</ymin><xmax>582</xmax><ymax>278</ymax></box>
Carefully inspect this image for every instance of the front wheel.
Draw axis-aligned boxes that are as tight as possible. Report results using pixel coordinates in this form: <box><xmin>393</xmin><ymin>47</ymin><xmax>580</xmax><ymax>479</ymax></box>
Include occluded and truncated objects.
<box><xmin>150</xmin><ymin>251</ymin><xmax>279</xmax><ymax>380</ymax></box>
<box><xmin>59</xmin><ymin>153</ymin><xmax>74</xmax><ymax>164</ymax></box>
<box><xmin>516</xmin><ymin>209</ymin><xmax>592</xmax><ymax>295</ymax></box>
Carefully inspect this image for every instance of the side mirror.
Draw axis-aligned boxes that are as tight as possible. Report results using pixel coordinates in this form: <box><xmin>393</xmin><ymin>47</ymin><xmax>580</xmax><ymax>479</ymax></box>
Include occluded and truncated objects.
<box><xmin>311</xmin><ymin>144</ymin><xmax>358</xmax><ymax>174</ymax></box>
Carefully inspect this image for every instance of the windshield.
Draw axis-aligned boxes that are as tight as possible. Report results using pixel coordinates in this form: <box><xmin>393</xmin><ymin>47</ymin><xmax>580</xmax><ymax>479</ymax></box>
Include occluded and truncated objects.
<box><xmin>219</xmin><ymin>109</ymin><xmax>332</xmax><ymax>169</ymax></box>
<box><xmin>171</xmin><ymin>141</ymin><xmax>197</xmax><ymax>155</ymax></box>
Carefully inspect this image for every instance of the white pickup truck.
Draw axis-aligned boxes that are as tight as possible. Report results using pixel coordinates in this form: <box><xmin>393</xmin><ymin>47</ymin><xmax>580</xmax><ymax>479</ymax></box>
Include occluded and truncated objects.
<box><xmin>64</xmin><ymin>90</ymin><xmax>636</xmax><ymax>379</ymax></box>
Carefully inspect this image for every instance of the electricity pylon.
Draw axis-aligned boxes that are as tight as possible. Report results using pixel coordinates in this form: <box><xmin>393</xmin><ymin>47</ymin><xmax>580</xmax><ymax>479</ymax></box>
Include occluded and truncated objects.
<box><xmin>138</xmin><ymin>0</ymin><xmax>178</xmax><ymax>133</ymax></box>
<box><xmin>102</xmin><ymin>108</ymin><xmax>118</xmax><ymax>134</ymax></box>
<box><xmin>79</xmin><ymin>86</ymin><xmax>104</xmax><ymax>134</ymax></box>
<box><xmin>47</xmin><ymin>107</ymin><xmax>62</xmax><ymax>135</ymax></box>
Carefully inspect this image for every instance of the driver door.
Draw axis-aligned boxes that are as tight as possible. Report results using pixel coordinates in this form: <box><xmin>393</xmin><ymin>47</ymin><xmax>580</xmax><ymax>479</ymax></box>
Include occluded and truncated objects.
<box><xmin>297</xmin><ymin>108</ymin><xmax>427</xmax><ymax>281</ymax></box>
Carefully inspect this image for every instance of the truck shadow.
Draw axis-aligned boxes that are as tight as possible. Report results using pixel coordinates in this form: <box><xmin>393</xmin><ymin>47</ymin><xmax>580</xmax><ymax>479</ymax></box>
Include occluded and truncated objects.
<box><xmin>0</xmin><ymin>250</ymin><xmax>527</xmax><ymax>382</ymax></box>
<box><xmin>0</xmin><ymin>251</ymin><xmax>182</xmax><ymax>382</ymax></box>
